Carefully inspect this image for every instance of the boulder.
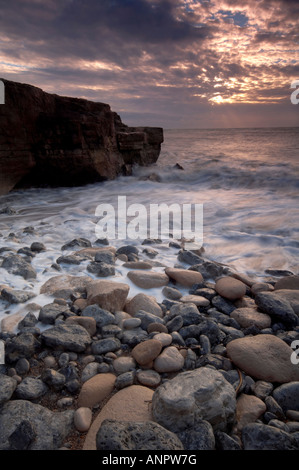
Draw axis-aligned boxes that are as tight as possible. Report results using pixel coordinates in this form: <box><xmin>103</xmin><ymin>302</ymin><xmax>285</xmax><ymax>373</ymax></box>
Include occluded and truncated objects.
<box><xmin>272</xmin><ymin>382</ymin><xmax>299</xmax><ymax>412</ymax></box>
<box><xmin>86</xmin><ymin>280</ymin><xmax>130</xmax><ymax>312</ymax></box>
<box><xmin>254</xmin><ymin>291</ymin><xmax>299</xmax><ymax>327</ymax></box>
<box><xmin>178</xmin><ymin>420</ymin><xmax>215</xmax><ymax>450</ymax></box>
<box><xmin>165</xmin><ymin>267</ymin><xmax>203</xmax><ymax>287</ymax></box>
<box><xmin>41</xmin><ymin>323</ymin><xmax>91</xmax><ymax>353</ymax></box>
<box><xmin>38</xmin><ymin>303</ymin><xmax>69</xmax><ymax>325</ymax></box>
<box><xmin>1</xmin><ymin>254</ymin><xmax>36</xmax><ymax>280</ymax></box>
<box><xmin>39</xmin><ymin>275</ymin><xmax>91</xmax><ymax>296</ymax></box>
<box><xmin>230</xmin><ymin>307</ymin><xmax>271</xmax><ymax>329</ymax></box>
<box><xmin>241</xmin><ymin>423</ymin><xmax>298</xmax><ymax>450</ymax></box>
<box><xmin>125</xmin><ymin>293</ymin><xmax>162</xmax><ymax>317</ymax></box>
<box><xmin>226</xmin><ymin>335</ymin><xmax>299</xmax><ymax>383</ymax></box>
<box><xmin>152</xmin><ymin>367</ymin><xmax>236</xmax><ymax>432</ymax></box>
<box><xmin>215</xmin><ymin>276</ymin><xmax>246</xmax><ymax>300</ymax></box>
<box><xmin>0</xmin><ymin>288</ymin><xmax>36</xmax><ymax>304</ymax></box>
<box><xmin>0</xmin><ymin>400</ymin><xmax>74</xmax><ymax>450</ymax></box>
<box><xmin>127</xmin><ymin>270</ymin><xmax>169</xmax><ymax>288</ymax></box>
<box><xmin>96</xmin><ymin>419</ymin><xmax>184</xmax><ymax>450</ymax></box>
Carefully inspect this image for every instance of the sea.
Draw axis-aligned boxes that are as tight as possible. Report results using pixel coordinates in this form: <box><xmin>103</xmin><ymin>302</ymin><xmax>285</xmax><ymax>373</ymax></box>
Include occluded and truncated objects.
<box><xmin>0</xmin><ymin>127</ymin><xmax>299</xmax><ymax>326</ymax></box>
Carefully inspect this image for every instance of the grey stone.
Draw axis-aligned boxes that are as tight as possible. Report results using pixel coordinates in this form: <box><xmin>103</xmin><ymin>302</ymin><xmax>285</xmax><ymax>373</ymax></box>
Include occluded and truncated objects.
<box><xmin>265</xmin><ymin>396</ymin><xmax>286</xmax><ymax>420</ymax></box>
<box><xmin>268</xmin><ymin>419</ymin><xmax>290</xmax><ymax>432</ymax></box>
<box><xmin>0</xmin><ymin>373</ymin><xmax>17</xmax><ymax>405</ymax></box>
<box><xmin>208</xmin><ymin>309</ymin><xmax>241</xmax><ymax>328</ymax></box>
<box><xmin>119</xmin><ymin>327</ymin><xmax>149</xmax><ymax>348</ymax></box>
<box><xmin>95</xmin><ymin>237</ymin><xmax>109</xmax><ymax>246</ymax></box>
<box><xmin>91</xmin><ymin>337</ymin><xmax>121</xmax><ymax>355</ymax></box>
<box><xmin>5</xmin><ymin>332</ymin><xmax>41</xmax><ymax>363</ymax></box>
<box><xmin>211</xmin><ymin>295</ymin><xmax>235</xmax><ymax>315</ymax></box>
<box><xmin>166</xmin><ymin>315</ymin><xmax>184</xmax><ymax>333</ymax></box>
<box><xmin>141</xmin><ymin>247</ymin><xmax>158</xmax><ymax>258</ymax></box>
<box><xmin>41</xmin><ymin>368</ymin><xmax>66</xmax><ymax>390</ymax></box>
<box><xmin>18</xmin><ymin>312</ymin><xmax>38</xmax><ymax>330</ymax></box>
<box><xmin>189</xmin><ymin>259</ymin><xmax>231</xmax><ymax>280</ymax></box>
<box><xmin>56</xmin><ymin>254</ymin><xmax>85</xmax><ymax>265</ymax></box>
<box><xmin>96</xmin><ymin>419</ymin><xmax>184</xmax><ymax>450</ymax></box>
<box><xmin>41</xmin><ymin>323</ymin><xmax>91</xmax><ymax>353</ymax></box>
<box><xmin>30</xmin><ymin>242</ymin><xmax>46</xmax><ymax>253</ymax></box>
<box><xmin>58</xmin><ymin>364</ymin><xmax>80</xmax><ymax>394</ymax></box>
<box><xmin>169</xmin><ymin>302</ymin><xmax>204</xmax><ymax>326</ymax></box>
<box><xmin>81</xmin><ymin>304</ymin><xmax>116</xmax><ymax>328</ymax></box>
<box><xmin>58</xmin><ymin>352</ymin><xmax>70</xmax><ymax>367</ymax></box>
<box><xmin>1</xmin><ymin>288</ymin><xmax>36</xmax><ymax>304</ymax></box>
<box><xmin>273</xmin><ymin>382</ymin><xmax>299</xmax><ymax>412</ymax></box>
<box><xmin>199</xmin><ymin>334</ymin><xmax>211</xmax><ymax>355</ymax></box>
<box><xmin>115</xmin><ymin>371</ymin><xmax>135</xmax><ymax>389</ymax></box>
<box><xmin>101</xmin><ymin>324</ymin><xmax>122</xmax><ymax>337</ymax></box>
<box><xmin>255</xmin><ymin>291</ymin><xmax>298</xmax><ymax>328</ymax></box>
<box><xmin>61</xmin><ymin>238</ymin><xmax>91</xmax><ymax>250</ymax></box>
<box><xmin>123</xmin><ymin>318</ymin><xmax>142</xmax><ymax>330</ymax></box>
<box><xmin>170</xmin><ymin>331</ymin><xmax>186</xmax><ymax>347</ymax></box>
<box><xmin>183</xmin><ymin>348</ymin><xmax>197</xmax><ymax>370</ymax></box>
<box><xmin>15</xmin><ymin>358</ymin><xmax>30</xmax><ymax>375</ymax></box>
<box><xmin>1</xmin><ymin>254</ymin><xmax>37</xmax><ymax>280</ymax></box>
<box><xmin>0</xmin><ymin>400</ymin><xmax>74</xmax><ymax>450</ymax></box>
<box><xmin>177</xmin><ymin>420</ymin><xmax>215</xmax><ymax>450</ymax></box>
<box><xmin>252</xmin><ymin>380</ymin><xmax>274</xmax><ymax>400</ymax></box>
<box><xmin>38</xmin><ymin>303</ymin><xmax>68</xmax><ymax>325</ymax></box>
<box><xmin>87</xmin><ymin>261</ymin><xmax>115</xmax><ymax>277</ymax></box>
<box><xmin>81</xmin><ymin>362</ymin><xmax>100</xmax><ymax>383</ymax></box>
<box><xmin>177</xmin><ymin>249</ymin><xmax>202</xmax><ymax>265</ymax></box>
<box><xmin>94</xmin><ymin>251</ymin><xmax>115</xmax><ymax>264</ymax></box>
<box><xmin>214</xmin><ymin>431</ymin><xmax>242</xmax><ymax>450</ymax></box>
<box><xmin>134</xmin><ymin>310</ymin><xmax>164</xmax><ymax>330</ymax></box>
<box><xmin>8</xmin><ymin>420</ymin><xmax>37</xmax><ymax>450</ymax></box>
<box><xmin>15</xmin><ymin>377</ymin><xmax>48</xmax><ymax>400</ymax></box>
<box><xmin>179</xmin><ymin>324</ymin><xmax>201</xmax><ymax>340</ymax></box>
<box><xmin>196</xmin><ymin>353</ymin><xmax>227</xmax><ymax>370</ymax></box>
<box><xmin>241</xmin><ymin>423</ymin><xmax>298</xmax><ymax>450</ymax></box>
<box><xmin>190</xmin><ymin>287</ymin><xmax>216</xmax><ymax>300</ymax></box>
<box><xmin>152</xmin><ymin>367</ymin><xmax>236</xmax><ymax>432</ymax></box>
<box><xmin>116</xmin><ymin>245</ymin><xmax>139</xmax><ymax>256</ymax></box>
<box><xmin>197</xmin><ymin>319</ymin><xmax>226</xmax><ymax>347</ymax></box>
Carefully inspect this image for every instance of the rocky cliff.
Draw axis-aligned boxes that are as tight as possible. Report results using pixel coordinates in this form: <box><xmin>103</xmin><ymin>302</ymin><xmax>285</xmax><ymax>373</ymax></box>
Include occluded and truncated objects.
<box><xmin>0</xmin><ymin>79</ymin><xmax>163</xmax><ymax>195</ymax></box>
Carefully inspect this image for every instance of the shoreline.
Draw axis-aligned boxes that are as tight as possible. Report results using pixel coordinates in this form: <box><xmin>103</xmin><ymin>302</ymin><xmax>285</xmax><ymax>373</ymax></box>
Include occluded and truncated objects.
<box><xmin>0</xmin><ymin>235</ymin><xmax>299</xmax><ymax>450</ymax></box>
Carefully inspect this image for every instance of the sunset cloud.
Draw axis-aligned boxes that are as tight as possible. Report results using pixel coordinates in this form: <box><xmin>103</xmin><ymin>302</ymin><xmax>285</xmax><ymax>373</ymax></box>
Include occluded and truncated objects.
<box><xmin>0</xmin><ymin>0</ymin><xmax>298</xmax><ymax>127</ymax></box>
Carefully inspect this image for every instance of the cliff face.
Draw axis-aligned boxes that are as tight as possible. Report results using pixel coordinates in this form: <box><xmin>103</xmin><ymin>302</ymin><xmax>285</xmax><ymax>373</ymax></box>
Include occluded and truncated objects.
<box><xmin>0</xmin><ymin>79</ymin><xmax>163</xmax><ymax>195</ymax></box>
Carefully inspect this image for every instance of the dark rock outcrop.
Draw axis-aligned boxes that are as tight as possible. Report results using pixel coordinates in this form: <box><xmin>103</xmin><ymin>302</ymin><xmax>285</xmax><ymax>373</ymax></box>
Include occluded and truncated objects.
<box><xmin>0</xmin><ymin>78</ymin><xmax>163</xmax><ymax>195</ymax></box>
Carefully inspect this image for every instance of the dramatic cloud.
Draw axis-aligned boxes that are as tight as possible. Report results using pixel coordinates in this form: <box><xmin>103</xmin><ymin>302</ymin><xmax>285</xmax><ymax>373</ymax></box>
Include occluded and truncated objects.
<box><xmin>0</xmin><ymin>0</ymin><xmax>298</xmax><ymax>127</ymax></box>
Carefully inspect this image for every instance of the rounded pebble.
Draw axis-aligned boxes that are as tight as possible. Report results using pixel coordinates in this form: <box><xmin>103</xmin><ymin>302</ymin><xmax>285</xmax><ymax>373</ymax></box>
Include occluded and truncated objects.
<box><xmin>74</xmin><ymin>407</ymin><xmax>93</xmax><ymax>432</ymax></box>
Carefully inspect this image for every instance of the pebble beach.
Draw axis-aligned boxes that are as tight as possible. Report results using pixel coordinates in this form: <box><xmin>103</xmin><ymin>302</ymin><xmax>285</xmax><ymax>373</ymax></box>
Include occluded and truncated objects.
<box><xmin>1</xmin><ymin>233</ymin><xmax>299</xmax><ymax>451</ymax></box>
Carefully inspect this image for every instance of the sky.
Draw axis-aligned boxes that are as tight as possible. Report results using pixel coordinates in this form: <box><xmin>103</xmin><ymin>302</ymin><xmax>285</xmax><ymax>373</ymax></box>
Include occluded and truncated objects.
<box><xmin>0</xmin><ymin>0</ymin><xmax>299</xmax><ymax>128</ymax></box>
